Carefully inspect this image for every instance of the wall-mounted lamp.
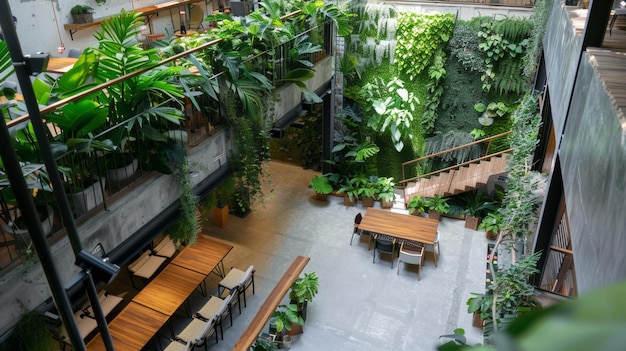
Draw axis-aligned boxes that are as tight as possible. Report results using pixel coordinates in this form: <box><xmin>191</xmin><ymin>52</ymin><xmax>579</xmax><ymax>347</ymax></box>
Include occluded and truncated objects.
<box><xmin>78</xmin><ymin>250</ymin><xmax>120</xmax><ymax>284</ymax></box>
<box><xmin>23</xmin><ymin>52</ymin><xmax>50</xmax><ymax>75</ymax></box>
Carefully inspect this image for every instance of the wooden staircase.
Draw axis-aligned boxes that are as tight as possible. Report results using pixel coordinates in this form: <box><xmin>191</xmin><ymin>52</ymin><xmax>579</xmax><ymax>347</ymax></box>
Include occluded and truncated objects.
<box><xmin>400</xmin><ymin>131</ymin><xmax>513</xmax><ymax>202</ymax></box>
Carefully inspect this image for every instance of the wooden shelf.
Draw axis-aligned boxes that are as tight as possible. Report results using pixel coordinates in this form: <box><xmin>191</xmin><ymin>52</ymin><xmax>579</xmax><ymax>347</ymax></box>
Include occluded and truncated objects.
<box><xmin>63</xmin><ymin>0</ymin><xmax>207</xmax><ymax>40</ymax></box>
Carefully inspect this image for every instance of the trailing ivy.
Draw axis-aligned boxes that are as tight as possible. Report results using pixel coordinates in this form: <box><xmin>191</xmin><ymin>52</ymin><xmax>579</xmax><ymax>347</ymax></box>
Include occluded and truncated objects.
<box><xmin>171</xmin><ymin>157</ymin><xmax>200</xmax><ymax>245</ymax></box>
<box><xmin>395</xmin><ymin>13</ymin><xmax>455</xmax><ymax>81</ymax></box>
<box><xmin>422</xmin><ymin>50</ymin><xmax>447</xmax><ymax>134</ymax></box>
<box><xmin>523</xmin><ymin>0</ymin><xmax>554</xmax><ymax>78</ymax></box>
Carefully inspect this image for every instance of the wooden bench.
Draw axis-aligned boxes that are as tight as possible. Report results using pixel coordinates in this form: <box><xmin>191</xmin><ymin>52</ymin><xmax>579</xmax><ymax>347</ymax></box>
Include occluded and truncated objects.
<box><xmin>231</xmin><ymin>256</ymin><xmax>310</xmax><ymax>351</ymax></box>
<box><xmin>127</xmin><ymin>250</ymin><xmax>168</xmax><ymax>289</ymax></box>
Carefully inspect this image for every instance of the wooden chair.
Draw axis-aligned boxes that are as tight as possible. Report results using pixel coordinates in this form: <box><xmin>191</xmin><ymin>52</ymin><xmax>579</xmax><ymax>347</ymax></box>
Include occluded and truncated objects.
<box><xmin>163</xmin><ymin>339</ymin><xmax>192</xmax><ymax>351</ymax></box>
<box><xmin>176</xmin><ymin>316</ymin><xmax>218</xmax><ymax>350</ymax></box>
<box><xmin>218</xmin><ymin>265</ymin><xmax>255</xmax><ymax>311</ymax></box>
<box><xmin>127</xmin><ymin>250</ymin><xmax>167</xmax><ymax>289</ymax></box>
<box><xmin>397</xmin><ymin>241</ymin><xmax>425</xmax><ymax>280</ymax></box>
<box><xmin>196</xmin><ymin>293</ymin><xmax>233</xmax><ymax>340</ymax></box>
<box><xmin>154</xmin><ymin>236</ymin><xmax>177</xmax><ymax>258</ymax></box>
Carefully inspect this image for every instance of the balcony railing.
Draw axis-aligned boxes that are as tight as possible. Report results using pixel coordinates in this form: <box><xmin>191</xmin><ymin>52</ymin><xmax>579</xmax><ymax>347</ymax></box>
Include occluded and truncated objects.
<box><xmin>0</xmin><ymin>11</ymin><xmax>331</xmax><ymax>272</ymax></box>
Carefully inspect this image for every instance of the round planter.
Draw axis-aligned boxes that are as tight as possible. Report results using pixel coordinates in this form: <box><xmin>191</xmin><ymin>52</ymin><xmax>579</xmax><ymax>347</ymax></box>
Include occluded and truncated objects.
<box><xmin>70</xmin><ymin>177</ymin><xmax>106</xmax><ymax>216</ymax></box>
<box><xmin>4</xmin><ymin>205</ymin><xmax>54</xmax><ymax>251</ymax></box>
<box><xmin>106</xmin><ymin>158</ymin><xmax>139</xmax><ymax>182</ymax></box>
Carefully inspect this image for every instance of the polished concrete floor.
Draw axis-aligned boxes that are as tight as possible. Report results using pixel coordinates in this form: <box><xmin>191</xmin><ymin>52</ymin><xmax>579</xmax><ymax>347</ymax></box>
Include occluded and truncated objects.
<box><xmin>96</xmin><ymin>161</ymin><xmax>488</xmax><ymax>351</ymax></box>
<box><xmin>147</xmin><ymin>161</ymin><xmax>489</xmax><ymax>351</ymax></box>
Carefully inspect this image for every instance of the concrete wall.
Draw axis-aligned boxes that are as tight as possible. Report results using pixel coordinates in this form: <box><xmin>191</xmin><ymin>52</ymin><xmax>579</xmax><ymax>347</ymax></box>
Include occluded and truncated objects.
<box><xmin>542</xmin><ymin>2</ymin><xmax>584</xmax><ymax>139</ymax></box>
<box><xmin>559</xmin><ymin>52</ymin><xmax>626</xmax><ymax>295</ymax></box>
<box><xmin>274</xmin><ymin>56</ymin><xmax>333</xmax><ymax>120</ymax></box>
<box><xmin>0</xmin><ymin>130</ymin><xmax>227</xmax><ymax>334</ymax></box>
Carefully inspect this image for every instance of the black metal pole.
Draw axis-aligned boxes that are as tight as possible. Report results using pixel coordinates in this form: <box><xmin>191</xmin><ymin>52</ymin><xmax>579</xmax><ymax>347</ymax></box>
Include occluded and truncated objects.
<box><xmin>0</xmin><ymin>110</ymin><xmax>84</xmax><ymax>349</ymax></box>
<box><xmin>0</xmin><ymin>1</ymin><xmax>115</xmax><ymax>350</ymax></box>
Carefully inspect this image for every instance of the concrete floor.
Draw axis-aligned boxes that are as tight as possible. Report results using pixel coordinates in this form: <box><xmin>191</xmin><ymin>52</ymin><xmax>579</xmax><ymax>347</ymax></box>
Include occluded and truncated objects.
<box><xmin>148</xmin><ymin>161</ymin><xmax>488</xmax><ymax>351</ymax></box>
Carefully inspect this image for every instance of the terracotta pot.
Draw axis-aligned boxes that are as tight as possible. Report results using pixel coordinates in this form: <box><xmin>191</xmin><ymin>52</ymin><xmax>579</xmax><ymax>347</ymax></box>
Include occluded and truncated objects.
<box><xmin>428</xmin><ymin>211</ymin><xmax>441</xmax><ymax>221</ymax></box>
<box><xmin>213</xmin><ymin>205</ymin><xmax>229</xmax><ymax>228</ymax></box>
<box><xmin>380</xmin><ymin>198</ymin><xmax>393</xmax><ymax>208</ymax></box>
<box><xmin>464</xmin><ymin>216</ymin><xmax>481</xmax><ymax>230</ymax></box>
<box><xmin>362</xmin><ymin>197</ymin><xmax>374</xmax><ymax>207</ymax></box>
<box><xmin>472</xmin><ymin>312</ymin><xmax>484</xmax><ymax>329</ymax></box>
<box><xmin>343</xmin><ymin>195</ymin><xmax>355</xmax><ymax>206</ymax></box>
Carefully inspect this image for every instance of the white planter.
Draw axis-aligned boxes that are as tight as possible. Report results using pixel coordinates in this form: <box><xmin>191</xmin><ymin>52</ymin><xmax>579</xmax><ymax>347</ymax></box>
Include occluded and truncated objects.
<box><xmin>106</xmin><ymin>158</ymin><xmax>139</xmax><ymax>182</ymax></box>
<box><xmin>4</xmin><ymin>205</ymin><xmax>54</xmax><ymax>251</ymax></box>
<box><xmin>70</xmin><ymin>178</ymin><xmax>106</xmax><ymax>216</ymax></box>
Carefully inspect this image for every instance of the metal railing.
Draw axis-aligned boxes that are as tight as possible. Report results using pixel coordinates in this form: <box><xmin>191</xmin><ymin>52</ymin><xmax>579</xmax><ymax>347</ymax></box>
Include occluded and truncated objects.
<box><xmin>400</xmin><ymin>130</ymin><xmax>513</xmax><ymax>185</ymax></box>
<box><xmin>0</xmin><ymin>11</ymin><xmax>330</xmax><ymax>272</ymax></box>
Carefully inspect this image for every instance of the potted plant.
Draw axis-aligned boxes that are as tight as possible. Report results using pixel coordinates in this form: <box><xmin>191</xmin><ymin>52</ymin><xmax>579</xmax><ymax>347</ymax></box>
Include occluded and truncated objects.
<box><xmin>356</xmin><ymin>176</ymin><xmax>377</xmax><ymax>208</ymax></box>
<box><xmin>426</xmin><ymin>194</ymin><xmax>449</xmax><ymax>220</ymax></box>
<box><xmin>376</xmin><ymin>177</ymin><xmax>395</xmax><ymax>209</ymax></box>
<box><xmin>288</xmin><ymin>271</ymin><xmax>319</xmax><ymax>323</ymax></box>
<box><xmin>337</xmin><ymin>178</ymin><xmax>357</xmax><ymax>206</ymax></box>
<box><xmin>213</xmin><ymin>177</ymin><xmax>235</xmax><ymax>228</ymax></box>
<box><xmin>271</xmin><ymin>304</ymin><xmax>304</xmax><ymax>338</ymax></box>
<box><xmin>71</xmin><ymin>5</ymin><xmax>95</xmax><ymax>24</ymax></box>
<box><xmin>479</xmin><ymin>212</ymin><xmax>504</xmax><ymax>240</ymax></box>
<box><xmin>251</xmin><ymin>334</ymin><xmax>278</xmax><ymax>351</ymax></box>
<box><xmin>406</xmin><ymin>195</ymin><xmax>428</xmax><ymax>216</ymax></box>
<box><xmin>103</xmin><ymin>152</ymin><xmax>139</xmax><ymax>184</ymax></box>
<box><xmin>310</xmin><ymin>174</ymin><xmax>332</xmax><ymax>201</ymax></box>
<box><xmin>462</xmin><ymin>192</ymin><xmax>496</xmax><ymax>230</ymax></box>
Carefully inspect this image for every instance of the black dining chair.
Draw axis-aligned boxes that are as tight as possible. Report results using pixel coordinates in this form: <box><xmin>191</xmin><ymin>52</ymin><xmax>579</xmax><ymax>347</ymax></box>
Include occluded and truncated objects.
<box><xmin>351</xmin><ymin>212</ymin><xmax>373</xmax><ymax>249</ymax></box>
<box><xmin>373</xmin><ymin>235</ymin><xmax>398</xmax><ymax>268</ymax></box>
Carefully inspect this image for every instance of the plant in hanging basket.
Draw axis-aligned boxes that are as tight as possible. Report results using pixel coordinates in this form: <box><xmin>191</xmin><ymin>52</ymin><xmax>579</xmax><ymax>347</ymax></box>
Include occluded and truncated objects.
<box><xmin>71</xmin><ymin>5</ymin><xmax>95</xmax><ymax>24</ymax></box>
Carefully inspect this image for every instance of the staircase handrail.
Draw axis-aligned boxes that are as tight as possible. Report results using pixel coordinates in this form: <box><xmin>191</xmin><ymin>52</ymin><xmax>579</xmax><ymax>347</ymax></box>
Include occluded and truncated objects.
<box><xmin>400</xmin><ymin>148</ymin><xmax>514</xmax><ymax>185</ymax></box>
<box><xmin>400</xmin><ymin>130</ymin><xmax>513</xmax><ymax>185</ymax></box>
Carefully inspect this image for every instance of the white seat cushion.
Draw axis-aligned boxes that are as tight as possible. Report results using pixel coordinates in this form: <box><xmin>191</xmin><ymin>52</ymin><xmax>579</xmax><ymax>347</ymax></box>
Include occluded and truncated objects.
<box><xmin>219</xmin><ymin>268</ymin><xmax>245</xmax><ymax>290</ymax></box>
<box><xmin>197</xmin><ymin>296</ymin><xmax>224</xmax><ymax>320</ymax></box>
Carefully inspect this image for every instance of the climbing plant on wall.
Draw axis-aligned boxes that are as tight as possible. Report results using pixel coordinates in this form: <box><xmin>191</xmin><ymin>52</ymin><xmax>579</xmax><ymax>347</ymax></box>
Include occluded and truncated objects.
<box><xmin>395</xmin><ymin>12</ymin><xmax>455</xmax><ymax>81</ymax></box>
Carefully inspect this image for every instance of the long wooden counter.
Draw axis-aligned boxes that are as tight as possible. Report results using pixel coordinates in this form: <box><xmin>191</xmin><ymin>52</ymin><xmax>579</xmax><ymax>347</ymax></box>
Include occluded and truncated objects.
<box><xmin>232</xmin><ymin>255</ymin><xmax>310</xmax><ymax>351</ymax></box>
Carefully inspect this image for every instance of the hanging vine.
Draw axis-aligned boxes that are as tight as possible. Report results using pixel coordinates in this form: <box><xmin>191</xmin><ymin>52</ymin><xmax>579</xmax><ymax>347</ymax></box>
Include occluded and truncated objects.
<box><xmin>171</xmin><ymin>157</ymin><xmax>200</xmax><ymax>245</ymax></box>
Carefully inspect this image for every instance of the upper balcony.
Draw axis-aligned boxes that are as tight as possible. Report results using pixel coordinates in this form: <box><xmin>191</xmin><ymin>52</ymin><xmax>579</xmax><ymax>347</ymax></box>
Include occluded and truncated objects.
<box><xmin>0</xmin><ymin>7</ymin><xmax>335</xmax><ymax>274</ymax></box>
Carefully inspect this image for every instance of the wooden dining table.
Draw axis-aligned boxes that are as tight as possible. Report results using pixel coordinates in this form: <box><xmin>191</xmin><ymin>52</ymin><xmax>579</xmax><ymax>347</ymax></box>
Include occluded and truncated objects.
<box><xmin>46</xmin><ymin>57</ymin><xmax>78</xmax><ymax>74</ymax></box>
<box><xmin>358</xmin><ymin>208</ymin><xmax>440</xmax><ymax>265</ymax></box>
<box><xmin>171</xmin><ymin>235</ymin><xmax>232</xmax><ymax>277</ymax></box>
<box><xmin>86</xmin><ymin>301</ymin><xmax>169</xmax><ymax>351</ymax></box>
<box><xmin>85</xmin><ymin>236</ymin><xmax>233</xmax><ymax>351</ymax></box>
<box><xmin>132</xmin><ymin>263</ymin><xmax>205</xmax><ymax>316</ymax></box>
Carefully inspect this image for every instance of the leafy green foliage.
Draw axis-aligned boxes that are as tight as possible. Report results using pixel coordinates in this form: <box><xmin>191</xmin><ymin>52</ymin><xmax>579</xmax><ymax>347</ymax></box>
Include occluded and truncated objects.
<box><xmin>407</xmin><ymin>195</ymin><xmax>428</xmax><ymax>215</ymax></box>
<box><xmin>310</xmin><ymin>175</ymin><xmax>332</xmax><ymax>194</ymax></box>
<box><xmin>447</xmin><ymin>20</ymin><xmax>485</xmax><ymax>73</ymax></box>
<box><xmin>478</xmin><ymin>18</ymin><xmax>532</xmax><ymax>94</ymax></box>
<box><xmin>395</xmin><ymin>13</ymin><xmax>455</xmax><ymax>81</ymax></box>
<box><xmin>427</xmin><ymin>194</ymin><xmax>449</xmax><ymax>214</ymax></box>
<box><xmin>424</xmin><ymin>131</ymin><xmax>481</xmax><ymax>164</ymax></box>
<box><xmin>523</xmin><ymin>0</ymin><xmax>554</xmax><ymax>78</ymax></box>
<box><xmin>172</xmin><ymin>157</ymin><xmax>200</xmax><ymax>245</ymax></box>
<box><xmin>435</xmin><ymin>60</ymin><xmax>484</xmax><ymax>134</ymax></box>
<box><xmin>289</xmin><ymin>271</ymin><xmax>319</xmax><ymax>304</ymax></box>
<box><xmin>422</xmin><ymin>50</ymin><xmax>447</xmax><ymax>134</ymax></box>
<box><xmin>272</xmin><ymin>304</ymin><xmax>304</xmax><ymax>333</ymax></box>
<box><xmin>360</xmin><ymin>77</ymin><xmax>419</xmax><ymax>152</ymax></box>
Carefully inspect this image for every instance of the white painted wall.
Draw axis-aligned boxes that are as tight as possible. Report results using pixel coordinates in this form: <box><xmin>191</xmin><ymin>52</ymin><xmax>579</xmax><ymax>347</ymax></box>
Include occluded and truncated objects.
<box><xmin>7</xmin><ymin>0</ymin><xmax>212</xmax><ymax>57</ymax></box>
